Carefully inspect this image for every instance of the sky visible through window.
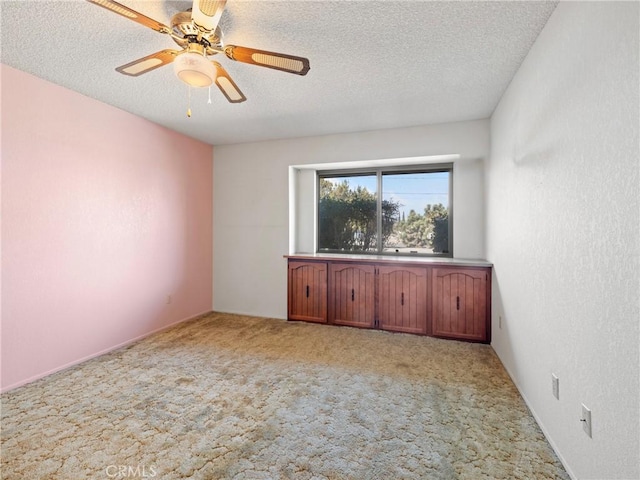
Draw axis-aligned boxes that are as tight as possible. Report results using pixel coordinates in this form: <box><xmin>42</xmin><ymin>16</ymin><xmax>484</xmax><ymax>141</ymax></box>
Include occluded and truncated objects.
<box><xmin>333</xmin><ymin>172</ymin><xmax>449</xmax><ymax>217</ymax></box>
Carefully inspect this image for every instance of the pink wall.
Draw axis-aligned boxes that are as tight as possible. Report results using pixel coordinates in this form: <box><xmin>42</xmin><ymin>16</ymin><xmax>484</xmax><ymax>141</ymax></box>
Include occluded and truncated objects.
<box><xmin>1</xmin><ymin>64</ymin><xmax>213</xmax><ymax>391</ymax></box>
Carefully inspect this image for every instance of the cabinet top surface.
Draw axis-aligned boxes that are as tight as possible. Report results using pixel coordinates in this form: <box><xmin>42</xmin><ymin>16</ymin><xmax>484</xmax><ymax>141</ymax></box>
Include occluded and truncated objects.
<box><xmin>286</xmin><ymin>253</ymin><xmax>492</xmax><ymax>268</ymax></box>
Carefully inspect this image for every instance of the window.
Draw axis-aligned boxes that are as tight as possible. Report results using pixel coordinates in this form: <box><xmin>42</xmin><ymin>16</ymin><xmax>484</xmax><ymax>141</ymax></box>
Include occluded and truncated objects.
<box><xmin>318</xmin><ymin>165</ymin><xmax>452</xmax><ymax>256</ymax></box>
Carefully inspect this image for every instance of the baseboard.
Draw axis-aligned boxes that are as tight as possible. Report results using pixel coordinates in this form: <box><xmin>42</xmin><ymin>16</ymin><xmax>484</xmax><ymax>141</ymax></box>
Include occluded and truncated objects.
<box><xmin>490</xmin><ymin>347</ymin><xmax>577</xmax><ymax>480</ymax></box>
<box><xmin>211</xmin><ymin>308</ymin><xmax>287</xmax><ymax>321</ymax></box>
<box><xmin>1</xmin><ymin>310</ymin><xmax>212</xmax><ymax>394</ymax></box>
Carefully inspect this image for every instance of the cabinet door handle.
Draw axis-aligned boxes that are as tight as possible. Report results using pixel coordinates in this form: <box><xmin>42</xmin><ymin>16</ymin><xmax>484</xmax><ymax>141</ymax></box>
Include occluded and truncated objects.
<box><xmin>306</xmin><ymin>285</ymin><xmax>309</xmax><ymax>298</ymax></box>
<box><xmin>456</xmin><ymin>296</ymin><xmax>460</xmax><ymax>310</ymax></box>
<box><xmin>401</xmin><ymin>292</ymin><xmax>404</xmax><ymax>306</ymax></box>
<box><xmin>351</xmin><ymin>288</ymin><xmax>355</xmax><ymax>301</ymax></box>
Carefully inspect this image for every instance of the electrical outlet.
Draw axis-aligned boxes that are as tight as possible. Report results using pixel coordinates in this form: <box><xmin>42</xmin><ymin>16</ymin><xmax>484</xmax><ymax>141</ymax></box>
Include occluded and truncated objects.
<box><xmin>581</xmin><ymin>404</ymin><xmax>592</xmax><ymax>438</ymax></box>
<box><xmin>166</xmin><ymin>295</ymin><xmax>172</xmax><ymax>305</ymax></box>
<box><xmin>551</xmin><ymin>374</ymin><xmax>559</xmax><ymax>399</ymax></box>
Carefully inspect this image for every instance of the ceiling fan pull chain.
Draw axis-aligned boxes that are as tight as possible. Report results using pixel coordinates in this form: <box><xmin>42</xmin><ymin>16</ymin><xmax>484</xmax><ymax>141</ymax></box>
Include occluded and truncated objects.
<box><xmin>187</xmin><ymin>86</ymin><xmax>192</xmax><ymax>118</ymax></box>
<box><xmin>208</xmin><ymin>86</ymin><xmax>212</xmax><ymax>105</ymax></box>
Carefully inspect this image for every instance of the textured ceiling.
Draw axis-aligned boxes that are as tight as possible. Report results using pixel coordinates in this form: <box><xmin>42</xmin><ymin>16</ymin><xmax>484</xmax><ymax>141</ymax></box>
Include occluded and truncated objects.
<box><xmin>1</xmin><ymin>0</ymin><xmax>557</xmax><ymax>145</ymax></box>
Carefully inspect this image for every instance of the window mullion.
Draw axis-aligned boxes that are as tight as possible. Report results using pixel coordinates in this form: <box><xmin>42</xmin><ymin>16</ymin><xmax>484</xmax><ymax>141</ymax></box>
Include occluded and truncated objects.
<box><xmin>376</xmin><ymin>170</ymin><xmax>382</xmax><ymax>253</ymax></box>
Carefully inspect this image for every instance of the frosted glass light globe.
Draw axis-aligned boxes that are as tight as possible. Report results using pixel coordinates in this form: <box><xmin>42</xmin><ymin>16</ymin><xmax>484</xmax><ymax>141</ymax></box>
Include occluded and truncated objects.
<box><xmin>173</xmin><ymin>52</ymin><xmax>216</xmax><ymax>88</ymax></box>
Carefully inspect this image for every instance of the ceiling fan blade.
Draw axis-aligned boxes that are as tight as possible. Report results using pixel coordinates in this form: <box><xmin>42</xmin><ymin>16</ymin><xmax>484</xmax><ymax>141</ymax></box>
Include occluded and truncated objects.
<box><xmin>87</xmin><ymin>0</ymin><xmax>171</xmax><ymax>34</ymax></box>
<box><xmin>116</xmin><ymin>50</ymin><xmax>179</xmax><ymax>77</ymax></box>
<box><xmin>191</xmin><ymin>0</ymin><xmax>226</xmax><ymax>33</ymax></box>
<box><xmin>213</xmin><ymin>62</ymin><xmax>246</xmax><ymax>103</ymax></box>
<box><xmin>224</xmin><ymin>45</ymin><xmax>310</xmax><ymax>76</ymax></box>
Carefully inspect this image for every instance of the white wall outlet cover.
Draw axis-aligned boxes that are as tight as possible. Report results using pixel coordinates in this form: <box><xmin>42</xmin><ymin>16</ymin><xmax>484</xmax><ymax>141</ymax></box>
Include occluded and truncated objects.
<box><xmin>552</xmin><ymin>374</ymin><xmax>559</xmax><ymax>400</ymax></box>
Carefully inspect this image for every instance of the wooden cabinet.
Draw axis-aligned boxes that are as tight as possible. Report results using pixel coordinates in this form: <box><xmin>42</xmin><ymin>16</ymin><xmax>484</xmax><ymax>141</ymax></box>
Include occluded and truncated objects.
<box><xmin>378</xmin><ymin>265</ymin><xmax>428</xmax><ymax>335</ymax></box>
<box><xmin>286</xmin><ymin>256</ymin><xmax>491</xmax><ymax>343</ymax></box>
<box><xmin>288</xmin><ymin>261</ymin><xmax>327</xmax><ymax>323</ymax></box>
<box><xmin>328</xmin><ymin>263</ymin><xmax>375</xmax><ymax>328</ymax></box>
<box><xmin>431</xmin><ymin>267</ymin><xmax>490</xmax><ymax>342</ymax></box>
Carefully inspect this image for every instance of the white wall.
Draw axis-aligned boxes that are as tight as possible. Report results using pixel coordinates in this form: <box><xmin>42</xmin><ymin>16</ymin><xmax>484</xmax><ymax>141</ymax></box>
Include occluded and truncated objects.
<box><xmin>213</xmin><ymin>119</ymin><xmax>489</xmax><ymax>318</ymax></box>
<box><xmin>486</xmin><ymin>2</ymin><xmax>639</xmax><ymax>479</ymax></box>
<box><xmin>294</xmin><ymin>168</ymin><xmax>317</xmax><ymax>254</ymax></box>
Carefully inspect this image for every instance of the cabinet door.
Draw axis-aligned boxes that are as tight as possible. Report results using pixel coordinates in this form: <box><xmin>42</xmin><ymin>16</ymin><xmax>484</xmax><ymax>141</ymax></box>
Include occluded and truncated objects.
<box><xmin>328</xmin><ymin>263</ymin><xmax>375</xmax><ymax>328</ymax></box>
<box><xmin>288</xmin><ymin>261</ymin><xmax>327</xmax><ymax>323</ymax></box>
<box><xmin>378</xmin><ymin>266</ymin><xmax>428</xmax><ymax>334</ymax></box>
<box><xmin>432</xmin><ymin>267</ymin><xmax>489</xmax><ymax>342</ymax></box>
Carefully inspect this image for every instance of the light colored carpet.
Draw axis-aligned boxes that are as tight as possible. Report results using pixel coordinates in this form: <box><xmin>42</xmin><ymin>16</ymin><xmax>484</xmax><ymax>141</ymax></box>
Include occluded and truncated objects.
<box><xmin>1</xmin><ymin>312</ymin><xmax>569</xmax><ymax>479</ymax></box>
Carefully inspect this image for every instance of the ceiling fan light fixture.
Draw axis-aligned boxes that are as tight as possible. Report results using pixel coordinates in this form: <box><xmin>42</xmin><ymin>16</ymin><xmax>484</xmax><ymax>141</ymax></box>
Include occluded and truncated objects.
<box><xmin>87</xmin><ymin>0</ymin><xmax>309</xmax><ymax>104</ymax></box>
<box><xmin>173</xmin><ymin>51</ymin><xmax>216</xmax><ymax>88</ymax></box>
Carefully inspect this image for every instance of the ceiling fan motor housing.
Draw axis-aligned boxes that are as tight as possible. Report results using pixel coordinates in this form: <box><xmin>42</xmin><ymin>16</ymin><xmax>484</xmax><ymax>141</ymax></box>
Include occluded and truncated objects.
<box><xmin>171</xmin><ymin>11</ymin><xmax>223</xmax><ymax>55</ymax></box>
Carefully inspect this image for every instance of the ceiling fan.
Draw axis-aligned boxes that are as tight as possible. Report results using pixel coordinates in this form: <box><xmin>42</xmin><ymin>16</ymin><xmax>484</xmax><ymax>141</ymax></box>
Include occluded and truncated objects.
<box><xmin>87</xmin><ymin>0</ymin><xmax>310</xmax><ymax>104</ymax></box>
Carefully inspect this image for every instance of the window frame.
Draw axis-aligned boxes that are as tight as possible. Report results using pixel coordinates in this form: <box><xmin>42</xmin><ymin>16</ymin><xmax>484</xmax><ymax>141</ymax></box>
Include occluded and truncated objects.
<box><xmin>316</xmin><ymin>163</ymin><xmax>453</xmax><ymax>257</ymax></box>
